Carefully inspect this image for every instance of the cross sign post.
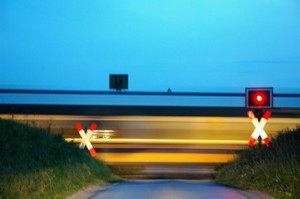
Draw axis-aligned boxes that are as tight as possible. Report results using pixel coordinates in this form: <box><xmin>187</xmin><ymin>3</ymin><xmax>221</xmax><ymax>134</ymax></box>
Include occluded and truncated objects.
<box><xmin>245</xmin><ymin>87</ymin><xmax>273</xmax><ymax>147</ymax></box>
<box><xmin>248</xmin><ymin>110</ymin><xmax>271</xmax><ymax>147</ymax></box>
<box><xmin>75</xmin><ymin>123</ymin><xmax>97</xmax><ymax>157</ymax></box>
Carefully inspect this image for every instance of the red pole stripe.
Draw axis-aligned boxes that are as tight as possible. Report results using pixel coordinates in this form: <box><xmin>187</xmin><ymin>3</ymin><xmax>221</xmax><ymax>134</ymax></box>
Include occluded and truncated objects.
<box><xmin>264</xmin><ymin>137</ymin><xmax>270</xmax><ymax>147</ymax></box>
<box><xmin>248</xmin><ymin>137</ymin><xmax>256</xmax><ymax>146</ymax></box>
<box><xmin>89</xmin><ymin>123</ymin><xmax>97</xmax><ymax>131</ymax></box>
<box><xmin>262</xmin><ymin>110</ymin><xmax>271</xmax><ymax>120</ymax></box>
<box><xmin>89</xmin><ymin>148</ymin><xmax>97</xmax><ymax>157</ymax></box>
<box><xmin>75</xmin><ymin>123</ymin><xmax>83</xmax><ymax>131</ymax></box>
<box><xmin>247</xmin><ymin>110</ymin><xmax>255</xmax><ymax>120</ymax></box>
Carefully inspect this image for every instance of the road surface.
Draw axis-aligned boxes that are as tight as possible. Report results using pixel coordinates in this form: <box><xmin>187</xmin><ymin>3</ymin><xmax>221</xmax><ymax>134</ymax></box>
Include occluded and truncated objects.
<box><xmin>67</xmin><ymin>180</ymin><xmax>274</xmax><ymax>199</ymax></box>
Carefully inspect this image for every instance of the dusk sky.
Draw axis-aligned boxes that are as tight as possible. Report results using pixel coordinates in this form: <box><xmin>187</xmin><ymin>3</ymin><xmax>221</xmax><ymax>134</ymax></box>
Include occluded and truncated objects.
<box><xmin>1</xmin><ymin>1</ymin><xmax>300</xmax><ymax>93</ymax></box>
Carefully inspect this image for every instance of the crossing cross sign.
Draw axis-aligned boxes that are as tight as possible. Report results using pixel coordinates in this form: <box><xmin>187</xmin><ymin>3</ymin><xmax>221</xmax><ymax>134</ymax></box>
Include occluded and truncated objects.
<box><xmin>75</xmin><ymin>123</ymin><xmax>97</xmax><ymax>157</ymax></box>
<box><xmin>248</xmin><ymin>110</ymin><xmax>271</xmax><ymax>147</ymax></box>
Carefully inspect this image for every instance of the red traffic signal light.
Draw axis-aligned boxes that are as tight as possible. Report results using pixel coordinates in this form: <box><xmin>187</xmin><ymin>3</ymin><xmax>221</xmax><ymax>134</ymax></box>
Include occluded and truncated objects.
<box><xmin>246</xmin><ymin>88</ymin><xmax>273</xmax><ymax>109</ymax></box>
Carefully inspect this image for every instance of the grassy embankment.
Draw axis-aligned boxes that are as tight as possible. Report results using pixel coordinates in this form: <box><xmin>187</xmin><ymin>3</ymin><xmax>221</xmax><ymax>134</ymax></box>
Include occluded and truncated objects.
<box><xmin>0</xmin><ymin>119</ymin><xmax>120</xmax><ymax>198</ymax></box>
<box><xmin>215</xmin><ymin>127</ymin><xmax>300</xmax><ymax>199</ymax></box>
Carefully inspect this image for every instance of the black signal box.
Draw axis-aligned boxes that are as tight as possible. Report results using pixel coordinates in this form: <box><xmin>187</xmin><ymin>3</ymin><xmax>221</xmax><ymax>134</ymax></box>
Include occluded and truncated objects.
<box><xmin>246</xmin><ymin>87</ymin><xmax>273</xmax><ymax>109</ymax></box>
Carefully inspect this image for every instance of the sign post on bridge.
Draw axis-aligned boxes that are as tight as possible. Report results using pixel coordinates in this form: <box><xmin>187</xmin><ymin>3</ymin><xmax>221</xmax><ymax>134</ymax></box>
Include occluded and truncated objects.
<box><xmin>245</xmin><ymin>87</ymin><xmax>273</xmax><ymax>147</ymax></box>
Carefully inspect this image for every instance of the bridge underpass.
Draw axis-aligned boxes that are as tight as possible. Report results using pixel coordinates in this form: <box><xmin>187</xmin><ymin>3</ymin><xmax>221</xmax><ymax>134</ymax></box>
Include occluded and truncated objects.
<box><xmin>1</xmin><ymin>90</ymin><xmax>299</xmax><ymax>178</ymax></box>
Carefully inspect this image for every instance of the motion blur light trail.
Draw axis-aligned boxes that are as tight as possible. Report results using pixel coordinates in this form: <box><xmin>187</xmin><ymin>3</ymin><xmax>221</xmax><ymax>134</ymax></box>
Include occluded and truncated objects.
<box><xmin>95</xmin><ymin>152</ymin><xmax>236</xmax><ymax>163</ymax></box>
<box><xmin>1</xmin><ymin>114</ymin><xmax>299</xmax><ymax>164</ymax></box>
<box><xmin>65</xmin><ymin>138</ymin><xmax>242</xmax><ymax>163</ymax></box>
<box><xmin>65</xmin><ymin>138</ymin><xmax>247</xmax><ymax>145</ymax></box>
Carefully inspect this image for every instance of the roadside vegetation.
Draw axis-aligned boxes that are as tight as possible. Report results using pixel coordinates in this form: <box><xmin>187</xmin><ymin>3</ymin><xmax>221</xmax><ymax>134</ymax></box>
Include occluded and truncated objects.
<box><xmin>215</xmin><ymin>127</ymin><xmax>300</xmax><ymax>199</ymax></box>
<box><xmin>0</xmin><ymin>119</ymin><xmax>120</xmax><ymax>199</ymax></box>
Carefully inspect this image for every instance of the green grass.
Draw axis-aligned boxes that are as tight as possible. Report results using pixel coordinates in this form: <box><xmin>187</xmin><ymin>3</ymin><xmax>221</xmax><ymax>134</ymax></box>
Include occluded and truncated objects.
<box><xmin>0</xmin><ymin>119</ymin><xmax>121</xmax><ymax>199</ymax></box>
<box><xmin>215</xmin><ymin>127</ymin><xmax>300</xmax><ymax>199</ymax></box>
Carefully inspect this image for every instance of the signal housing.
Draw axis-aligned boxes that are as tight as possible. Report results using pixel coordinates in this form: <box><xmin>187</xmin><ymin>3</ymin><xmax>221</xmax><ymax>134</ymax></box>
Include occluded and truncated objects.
<box><xmin>245</xmin><ymin>87</ymin><xmax>273</xmax><ymax>109</ymax></box>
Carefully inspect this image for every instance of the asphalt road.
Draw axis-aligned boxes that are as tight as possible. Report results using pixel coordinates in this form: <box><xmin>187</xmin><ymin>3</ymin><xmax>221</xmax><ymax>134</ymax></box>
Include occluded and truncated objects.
<box><xmin>67</xmin><ymin>180</ymin><xmax>274</xmax><ymax>199</ymax></box>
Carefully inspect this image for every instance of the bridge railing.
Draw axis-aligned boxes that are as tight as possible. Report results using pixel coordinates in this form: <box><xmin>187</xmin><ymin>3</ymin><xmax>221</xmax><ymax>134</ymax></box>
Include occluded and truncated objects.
<box><xmin>0</xmin><ymin>89</ymin><xmax>300</xmax><ymax>108</ymax></box>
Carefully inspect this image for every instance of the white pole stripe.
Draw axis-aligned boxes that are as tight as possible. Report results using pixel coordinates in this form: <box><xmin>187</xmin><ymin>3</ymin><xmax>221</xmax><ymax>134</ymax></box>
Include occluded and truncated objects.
<box><xmin>259</xmin><ymin>128</ymin><xmax>268</xmax><ymax>139</ymax></box>
<box><xmin>79</xmin><ymin>123</ymin><xmax>97</xmax><ymax>149</ymax></box>
<box><xmin>78</xmin><ymin>129</ymin><xmax>93</xmax><ymax>150</ymax></box>
<box><xmin>75</xmin><ymin>123</ymin><xmax>97</xmax><ymax>157</ymax></box>
<box><xmin>79</xmin><ymin>129</ymin><xmax>94</xmax><ymax>149</ymax></box>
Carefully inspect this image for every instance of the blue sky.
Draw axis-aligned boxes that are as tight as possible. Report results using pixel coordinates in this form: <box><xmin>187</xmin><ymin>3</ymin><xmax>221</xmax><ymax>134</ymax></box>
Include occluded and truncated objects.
<box><xmin>1</xmin><ymin>0</ymin><xmax>300</xmax><ymax>93</ymax></box>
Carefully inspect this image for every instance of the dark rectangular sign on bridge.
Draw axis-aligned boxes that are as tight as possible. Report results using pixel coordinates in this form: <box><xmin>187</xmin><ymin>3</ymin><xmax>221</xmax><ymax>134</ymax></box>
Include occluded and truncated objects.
<box><xmin>110</xmin><ymin>74</ymin><xmax>128</xmax><ymax>91</ymax></box>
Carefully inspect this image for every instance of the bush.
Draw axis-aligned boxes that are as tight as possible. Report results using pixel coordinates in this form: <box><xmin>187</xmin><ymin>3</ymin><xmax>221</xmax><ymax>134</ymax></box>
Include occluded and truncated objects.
<box><xmin>0</xmin><ymin>119</ymin><xmax>119</xmax><ymax>198</ymax></box>
<box><xmin>215</xmin><ymin>127</ymin><xmax>300</xmax><ymax>199</ymax></box>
